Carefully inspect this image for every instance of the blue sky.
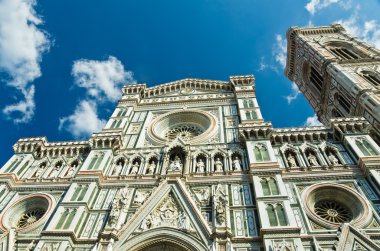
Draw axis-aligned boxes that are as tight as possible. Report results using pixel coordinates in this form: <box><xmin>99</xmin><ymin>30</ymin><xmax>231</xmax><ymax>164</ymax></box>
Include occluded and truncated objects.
<box><xmin>0</xmin><ymin>0</ymin><xmax>380</xmax><ymax>165</ymax></box>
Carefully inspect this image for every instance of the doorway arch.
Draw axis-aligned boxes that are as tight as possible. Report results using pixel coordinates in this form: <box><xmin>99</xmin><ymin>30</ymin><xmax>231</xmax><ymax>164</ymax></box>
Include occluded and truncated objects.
<box><xmin>116</xmin><ymin>227</ymin><xmax>209</xmax><ymax>251</ymax></box>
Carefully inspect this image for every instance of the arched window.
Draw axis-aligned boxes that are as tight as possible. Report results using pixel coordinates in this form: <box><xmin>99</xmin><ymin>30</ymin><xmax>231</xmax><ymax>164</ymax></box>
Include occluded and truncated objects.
<box><xmin>254</xmin><ymin>143</ymin><xmax>270</xmax><ymax>162</ymax></box>
<box><xmin>266</xmin><ymin>204</ymin><xmax>278</xmax><ymax>226</ymax></box>
<box><xmin>275</xmin><ymin>204</ymin><xmax>288</xmax><ymax>226</ymax></box>
<box><xmin>310</xmin><ymin>66</ymin><xmax>323</xmax><ymax>92</ymax></box>
<box><xmin>261</xmin><ymin>179</ymin><xmax>270</xmax><ymax>196</ymax></box>
<box><xmin>326</xmin><ymin>42</ymin><xmax>364</xmax><ymax>60</ymax></box>
<box><xmin>245</xmin><ymin>110</ymin><xmax>257</xmax><ymax>120</ymax></box>
<box><xmin>355</xmin><ymin>138</ymin><xmax>378</xmax><ymax>156</ymax></box>
<box><xmin>260</xmin><ymin>177</ymin><xmax>279</xmax><ymax>196</ymax></box>
<box><xmin>360</xmin><ymin>71</ymin><xmax>380</xmax><ymax>86</ymax></box>
<box><xmin>335</xmin><ymin>93</ymin><xmax>351</xmax><ymax>114</ymax></box>
<box><xmin>243</xmin><ymin>99</ymin><xmax>254</xmax><ymax>108</ymax></box>
<box><xmin>268</xmin><ymin>178</ymin><xmax>279</xmax><ymax>195</ymax></box>
<box><xmin>266</xmin><ymin>204</ymin><xmax>287</xmax><ymax>227</ymax></box>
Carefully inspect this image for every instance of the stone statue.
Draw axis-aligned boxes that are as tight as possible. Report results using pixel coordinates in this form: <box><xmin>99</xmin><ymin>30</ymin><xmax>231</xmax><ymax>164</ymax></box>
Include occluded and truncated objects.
<box><xmin>178</xmin><ymin>211</ymin><xmax>191</xmax><ymax>231</ymax></box>
<box><xmin>35</xmin><ymin>164</ymin><xmax>46</xmax><ymax>178</ymax></box>
<box><xmin>200</xmin><ymin>188</ymin><xmax>210</xmax><ymax>203</ymax></box>
<box><xmin>112</xmin><ymin>161</ymin><xmax>123</xmax><ymax>176</ymax></box>
<box><xmin>108</xmin><ymin>187</ymin><xmax>129</xmax><ymax>226</ymax></box>
<box><xmin>196</xmin><ymin>159</ymin><xmax>205</xmax><ymax>172</ymax></box>
<box><xmin>214</xmin><ymin>184</ymin><xmax>228</xmax><ymax>225</ymax></box>
<box><xmin>169</xmin><ymin>155</ymin><xmax>182</xmax><ymax>171</ymax></box>
<box><xmin>130</xmin><ymin>162</ymin><xmax>139</xmax><ymax>174</ymax></box>
<box><xmin>66</xmin><ymin>162</ymin><xmax>77</xmax><ymax>177</ymax></box>
<box><xmin>307</xmin><ymin>153</ymin><xmax>319</xmax><ymax>166</ymax></box>
<box><xmin>215</xmin><ymin>158</ymin><xmax>223</xmax><ymax>172</ymax></box>
<box><xmin>328</xmin><ymin>152</ymin><xmax>340</xmax><ymax>165</ymax></box>
<box><xmin>147</xmin><ymin>160</ymin><xmax>156</xmax><ymax>174</ymax></box>
<box><xmin>232</xmin><ymin>157</ymin><xmax>241</xmax><ymax>171</ymax></box>
<box><xmin>287</xmin><ymin>154</ymin><xmax>297</xmax><ymax>168</ymax></box>
<box><xmin>140</xmin><ymin>214</ymin><xmax>152</xmax><ymax>231</ymax></box>
<box><xmin>50</xmin><ymin>164</ymin><xmax>61</xmax><ymax>178</ymax></box>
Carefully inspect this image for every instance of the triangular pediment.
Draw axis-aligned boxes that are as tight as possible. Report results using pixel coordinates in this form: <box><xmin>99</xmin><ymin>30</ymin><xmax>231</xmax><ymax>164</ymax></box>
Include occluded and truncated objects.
<box><xmin>114</xmin><ymin>178</ymin><xmax>212</xmax><ymax>250</ymax></box>
<box><xmin>335</xmin><ymin>224</ymin><xmax>380</xmax><ymax>251</ymax></box>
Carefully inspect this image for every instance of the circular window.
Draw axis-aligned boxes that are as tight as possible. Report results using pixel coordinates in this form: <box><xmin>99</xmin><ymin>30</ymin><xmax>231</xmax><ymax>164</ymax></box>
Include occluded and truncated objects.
<box><xmin>148</xmin><ymin>110</ymin><xmax>217</xmax><ymax>144</ymax></box>
<box><xmin>0</xmin><ymin>193</ymin><xmax>53</xmax><ymax>232</ymax></box>
<box><xmin>302</xmin><ymin>183</ymin><xmax>372</xmax><ymax>229</ymax></box>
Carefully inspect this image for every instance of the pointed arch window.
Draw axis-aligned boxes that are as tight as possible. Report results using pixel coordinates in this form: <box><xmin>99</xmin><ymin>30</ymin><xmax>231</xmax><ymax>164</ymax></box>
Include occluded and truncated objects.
<box><xmin>245</xmin><ymin>111</ymin><xmax>257</xmax><ymax>120</ymax></box>
<box><xmin>360</xmin><ymin>71</ymin><xmax>380</xmax><ymax>87</ymax></box>
<box><xmin>260</xmin><ymin>177</ymin><xmax>279</xmax><ymax>196</ymax></box>
<box><xmin>310</xmin><ymin>66</ymin><xmax>323</xmax><ymax>92</ymax></box>
<box><xmin>335</xmin><ymin>93</ymin><xmax>351</xmax><ymax>114</ymax></box>
<box><xmin>243</xmin><ymin>99</ymin><xmax>254</xmax><ymax>108</ymax></box>
<box><xmin>266</xmin><ymin>203</ymin><xmax>288</xmax><ymax>226</ymax></box>
<box><xmin>254</xmin><ymin>143</ymin><xmax>270</xmax><ymax>162</ymax></box>
<box><xmin>355</xmin><ymin>138</ymin><xmax>378</xmax><ymax>156</ymax></box>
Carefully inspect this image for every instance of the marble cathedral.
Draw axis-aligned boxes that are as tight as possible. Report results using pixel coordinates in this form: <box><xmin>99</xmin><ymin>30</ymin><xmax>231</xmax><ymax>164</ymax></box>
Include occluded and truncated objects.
<box><xmin>1</xmin><ymin>24</ymin><xmax>380</xmax><ymax>251</ymax></box>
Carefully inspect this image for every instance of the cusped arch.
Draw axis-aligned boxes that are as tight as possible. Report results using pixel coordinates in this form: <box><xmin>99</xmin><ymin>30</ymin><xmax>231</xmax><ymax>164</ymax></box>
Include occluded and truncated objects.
<box><xmin>116</xmin><ymin>227</ymin><xmax>209</xmax><ymax>251</ymax></box>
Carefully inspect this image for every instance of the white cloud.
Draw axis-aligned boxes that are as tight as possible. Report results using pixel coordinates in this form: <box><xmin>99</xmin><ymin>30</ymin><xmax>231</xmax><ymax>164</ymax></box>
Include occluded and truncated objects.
<box><xmin>304</xmin><ymin>114</ymin><xmax>323</xmax><ymax>126</ymax></box>
<box><xmin>305</xmin><ymin>0</ymin><xmax>341</xmax><ymax>15</ymax></box>
<box><xmin>72</xmin><ymin>56</ymin><xmax>135</xmax><ymax>102</ymax></box>
<box><xmin>285</xmin><ymin>82</ymin><xmax>301</xmax><ymax>104</ymax></box>
<box><xmin>273</xmin><ymin>34</ymin><xmax>287</xmax><ymax>69</ymax></box>
<box><xmin>335</xmin><ymin>10</ymin><xmax>380</xmax><ymax>48</ymax></box>
<box><xmin>0</xmin><ymin>0</ymin><xmax>50</xmax><ymax>123</ymax></box>
<box><xmin>59</xmin><ymin>100</ymin><xmax>106</xmax><ymax>138</ymax></box>
<box><xmin>60</xmin><ymin>56</ymin><xmax>135</xmax><ymax>138</ymax></box>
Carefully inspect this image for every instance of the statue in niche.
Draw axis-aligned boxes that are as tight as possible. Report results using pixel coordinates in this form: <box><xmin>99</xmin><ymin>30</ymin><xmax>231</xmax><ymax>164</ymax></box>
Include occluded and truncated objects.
<box><xmin>196</xmin><ymin>158</ymin><xmax>205</xmax><ymax>173</ymax></box>
<box><xmin>66</xmin><ymin>162</ymin><xmax>77</xmax><ymax>177</ymax></box>
<box><xmin>287</xmin><ymin>153</ymin><xmax>297</xmax><ymax>168</ymax></box>
<box><xmin>307</xmin><ymin>153</ymin><xmax>319</xmax><ymax>166</ymax></box>
<box><xmin>178</xmin><ymin>211</ymin><xmax>191</xmax><ymax>231</ymax></box>
<box><xmin>140</xmin><ymin>214</ymin><xmax>152</xmax><ymax>231</ymax></box>
<box><xmin>35</xmin><ymin>163</ymin><xmax>46</xmax><ymax>178</ymax></box>
<box><xmin>147</xmin><ymin>160</ymin><xmax>156</xmax><ymax>174</ymax></box>
<box><xmin>328</xmin><ymin>152</ymin><xmax>340</xmax><ymax>165</ymax></box>
<box><xmin>215</xmin><ymin>158</ymin><xmax>223</xmax><ymax>172</ymax></box>
<box><xmin>130</xmin><ymin>162</ymin><xmax>139</xmax><ymax>175</ymax></box>
<box><xmin>112</xmin><ymin>160</ymin><xmax>123</xmax><ymax>176</ymax></box>
<box><xmin>232</xmin><ymin>156</ymin><xmax>242</xmax><ymax>171</ymax></box>
<box><xmin>214</xmin><ymin>184</ymin><xmax>228</xmax><ymax>225</ymax></box>
<box><xmin>50</xmin><ymin>163</ymin><xmax>61</xmax><ymax>178</ymax></box>
<box><xmin>169</xmin><ymin>155</ymin><xmax>182</xmax><ymax>171</ymax></box>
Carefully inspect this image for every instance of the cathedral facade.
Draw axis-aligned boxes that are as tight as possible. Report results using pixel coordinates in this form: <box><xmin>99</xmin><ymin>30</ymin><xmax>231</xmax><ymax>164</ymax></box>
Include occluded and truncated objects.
<box><xmin>0</xmin><ymin>26</ymin><xmax>380</xmax><ymax>251</ymax></box>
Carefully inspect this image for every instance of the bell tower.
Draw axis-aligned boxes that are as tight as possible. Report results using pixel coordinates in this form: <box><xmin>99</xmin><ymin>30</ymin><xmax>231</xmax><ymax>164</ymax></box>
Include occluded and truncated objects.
<box><xmin>285</xmin><ymin>24</ymin><xmax>380</xmax><ymax>139</ymax></box>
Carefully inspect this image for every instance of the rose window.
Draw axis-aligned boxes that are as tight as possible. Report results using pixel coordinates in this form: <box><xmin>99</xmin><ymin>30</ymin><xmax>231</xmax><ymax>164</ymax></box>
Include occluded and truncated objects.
<box><xmin>314</xmin><ymin>200</ymin><xmax>352</xmax><ymax>223</ymax></box>
<box><xmin>17</xmin><ymin>208</ymin><xmax>46</xmax><ymax>228</ymax></box>
<box><xmin>165</xmin><ymin>125</ymin><xmax>203</xmax><ymax>141</ymax></box>
<box><xmin>302</xmin><ymin>183</ymin><xmax>372</xmax><ymax>229</ymax></box>
<box><xmin>148</xmin><ymin>110</ymin><xmax>218</xmax><ymax>144</ymax></box>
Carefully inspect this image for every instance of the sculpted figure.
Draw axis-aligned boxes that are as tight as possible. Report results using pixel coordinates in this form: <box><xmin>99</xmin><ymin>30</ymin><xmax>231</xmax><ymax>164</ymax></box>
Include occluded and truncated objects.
<box><xmin>147</xmin><ymin>160</ymin><xmax>156</xmax><ymax>174</ymax></box>
<box><xmin>307</xmin><ymin>153</ymin><xmax>319</xmax><ymax>166</ymax></box>
<box><xmin>169</xmin><ymin>155</ymin><xmax>182</xmax><ymax>171</ymax></box>
<box><xmin>287</xmin><ymin>154</ymin><xmax>297</xmax><ymax>168</ymax></box>
<box><xmin>215</xmin><ymin>158</ymin><xmax>223</xmax><ymax>172</ymax></box>
<box><xmin>35</xmin><ymin>163</ymin><xmax>46</xmax><ymax>178</ymax></box>
<box><xmin>66</xmin><ymin>162</ymin><xmax>77</xmax><ymax>177</ymax></box>
<box><xmin>130</xmin><ymin>162</ymin><xmax>139</xmax><ymax>174</ymax></box>
<box><xmin>328</xmin><ymin>152</ymin><xmax>339</xmax><ymax>165</ymax></box>
<box><xmin>134</xmin><ymin>190</ymin><xmax>149</xmax><ymax>205</ymax></box>
<box><xmin>178</xmin><ymin>211</ymin><xmax>191</xmax><ymax>231</ymax></box>
<box><xmin>232</xmin><ymin>157</ymin><xmax>241</xmax><ymax>171</ymax></box>
<box><xmin>214</xmin><ymin>184</ymin><xmax>228</xmax><ymax>225</ymax></box>
<box><xmin>112</xmin><ymin>161</ymin><xmax>123</xmax><ymax>176</ymax></box>
<box><xmin>196</xmin><ymin>159</ymin><xmax>205</xmax><ymax>172</ymax></box>
<box><xmin>50</xmin><ymin>164</ymin><xmax>61</xmax><ymax>178</ymax></box>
